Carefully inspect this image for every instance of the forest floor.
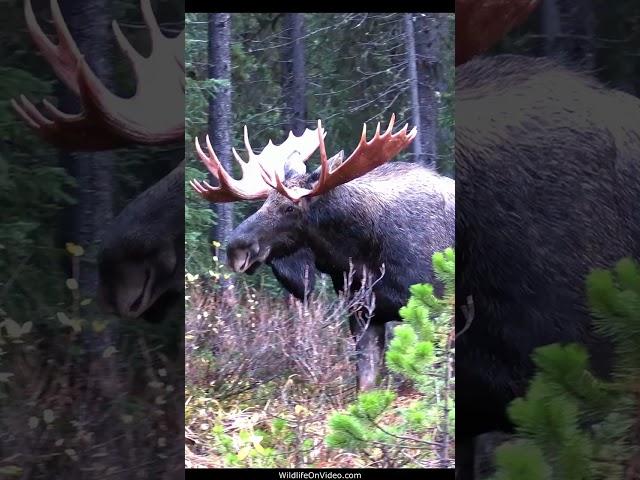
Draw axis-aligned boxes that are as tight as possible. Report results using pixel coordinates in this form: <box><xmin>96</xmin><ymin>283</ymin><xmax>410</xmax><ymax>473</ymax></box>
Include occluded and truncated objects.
<box><xmin>185</xmin><ymin>378</ymin><xmax>432</xmax><ymax>468</ymax></box>
<box><xmin>184</xmin><ymin>275</ymin><xmax>454</xmax><ymax>469</ymax></box>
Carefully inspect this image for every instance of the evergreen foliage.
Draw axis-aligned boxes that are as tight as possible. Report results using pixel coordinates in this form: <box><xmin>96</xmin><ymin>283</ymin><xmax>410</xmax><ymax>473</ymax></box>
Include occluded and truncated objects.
<box><xmin>325</xmin><ymin>248</ymin><xmax>455</xmax><ymax>468</ymax></box>
<box><xmin>492</xmin><ymin>258</ymin><xmax>640</xmax><ymax>480</ymax></box>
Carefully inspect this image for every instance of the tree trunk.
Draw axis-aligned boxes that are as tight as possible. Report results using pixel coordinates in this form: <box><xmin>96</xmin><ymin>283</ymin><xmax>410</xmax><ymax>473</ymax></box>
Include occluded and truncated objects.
<box><xmin>415</xmin><ymin>13</ymin><xmax>446</xmax><ymax>169</ymax></box>
<box><xmin>57</xmin><ymin>0</ymin><xmax>114</xmax><ymax>297</ymax></box>
<box><xmin>540</xmin><ymin>0</ymin><xmax>595</xmax><ymax>69</ymax></box>
<box><xmin>207</xmin><ymin>13</ymin><xmax>234</xmax><ymax>263</ymax></box>
<box><xmin>404</xmin><ymin>13</ymin><xmax>423</xmax><ymax>164</ymax></box>
<box><xmin>281</xmin><ymin>13</ymin><xmax>307</xmax><ymax>136</ymax></box>
<box><xmin>540</xmin><ymin>0</ymin><xmax>561</xmax><ymax>57</ymax></box>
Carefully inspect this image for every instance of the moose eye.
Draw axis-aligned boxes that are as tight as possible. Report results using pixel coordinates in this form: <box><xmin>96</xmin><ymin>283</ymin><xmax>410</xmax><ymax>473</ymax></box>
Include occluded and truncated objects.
<box><xmin>285</xmin><ymin>205</ymin><xmax>295</xmax><ymax>214</ymax></box>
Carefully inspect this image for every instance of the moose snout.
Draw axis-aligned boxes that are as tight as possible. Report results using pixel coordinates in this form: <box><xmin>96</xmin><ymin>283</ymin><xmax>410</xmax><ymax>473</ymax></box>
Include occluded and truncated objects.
<box><xmin>226</xmin><ymin>237</ymin><xmax>261</xmax><ymax>273</ymax></box>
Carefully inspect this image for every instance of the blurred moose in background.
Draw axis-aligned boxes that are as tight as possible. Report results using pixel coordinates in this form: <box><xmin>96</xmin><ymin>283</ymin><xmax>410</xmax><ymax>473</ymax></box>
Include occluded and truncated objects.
<box><xmin>190</xmin><ymin>115</ymin><xmax>455</xmax><ymax>391</ymax></box>
<box><xmin>456</xmin><ymin>0</ymin><xmax>640</xmax><ymax>477</ymax></box>
<box><xmin>11</xmin><ymin>0</ymin><xmax>185</xmax><ymax>323</ymax></box>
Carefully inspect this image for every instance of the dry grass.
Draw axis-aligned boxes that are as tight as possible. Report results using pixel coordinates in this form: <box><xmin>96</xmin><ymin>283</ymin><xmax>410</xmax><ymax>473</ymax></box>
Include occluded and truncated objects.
<box><xmin>184</xmin><ymin>268</ymin><xmax>431</xmax><ymax>468</ymax></box>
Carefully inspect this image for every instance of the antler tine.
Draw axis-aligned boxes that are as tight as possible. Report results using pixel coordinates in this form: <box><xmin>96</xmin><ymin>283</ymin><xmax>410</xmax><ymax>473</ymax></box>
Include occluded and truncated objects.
<box><xmin>243</xmin><ymin>125</ymin><xmax>255</xmax><ymax>158</ymax></box>
<box><xmin>24</xmin><ymin>0</ymin><xmax>80</xmax><ymax>94</ymax></box>
<box><xmin>316</xmin><ymin>119</ymin><xmax>330</xmax><ymax>189</ymax></box>
<box><xmin>112</xmin><ymin>19</ymin><xmax>145</xmax><ymax>67</ymax></box>
<box><xmin>191</xmin><ymin>132</ymin><xmax>274</xmax><ymax>203</ymax></box>
<box><xmin>12</xmin><ymin>95</ymin><xmax>52</xmax><ymax>128</ymax></box>
<box><xmin>205</xmin><ymin>135</ymin><xmax>238</xmax><ymax>192</ymax></box>
<box><xmin>384</xmin><ymin>113</ymin><xmax>396</xmax><ymax>136</ymax></box>
<box><xmin>194</xmin><ymin>135</ymin><xmax>220</xmax><ymax>177</ymax></box>
<box><xmin>140</xmin><ymin>0</ymin><xmax>163</xmax><ymax>46</ymax></box>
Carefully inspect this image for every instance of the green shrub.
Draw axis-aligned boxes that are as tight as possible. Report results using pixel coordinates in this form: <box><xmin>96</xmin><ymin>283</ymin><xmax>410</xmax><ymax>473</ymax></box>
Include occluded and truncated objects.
<box><xmin>325</xmin><ymin>248</ymin><xmax>455</xmax><ymax>468</ymax></box>
<box><xmin>493</xmin><ymin>258</ymin><xmax>640</xmax><ymax>480</ymax></box>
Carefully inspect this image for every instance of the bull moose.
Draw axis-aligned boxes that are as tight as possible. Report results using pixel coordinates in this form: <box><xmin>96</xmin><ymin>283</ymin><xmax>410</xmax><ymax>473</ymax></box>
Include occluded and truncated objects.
<box><xmin>190</xmin><ymin>117</ymin><xmax>455</xmax><ymax>390</ymax></box>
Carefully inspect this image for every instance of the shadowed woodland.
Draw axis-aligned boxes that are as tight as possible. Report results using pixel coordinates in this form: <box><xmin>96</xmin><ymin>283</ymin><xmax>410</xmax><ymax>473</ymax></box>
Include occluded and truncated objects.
<box><xmin>185</xmin><ymin>12</ymin><xmax>455</xmax><ymax>468</ymax></box>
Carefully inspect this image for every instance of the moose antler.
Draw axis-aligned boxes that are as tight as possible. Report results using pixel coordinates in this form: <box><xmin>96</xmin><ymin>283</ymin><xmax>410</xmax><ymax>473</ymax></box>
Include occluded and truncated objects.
<box><xmin>11</xmin><ymin>0</ymin><xmax>184</xmax><ymax>150</ymax></box>
<box><xmin>456</xmin><ymin>0</ymin><xmax>540</xmax><ymax>65</ymax></box>
<box><xmin>190</xmin><ymin>125</ymin><xmax>326</xmax><ymax>203</ymax></box>
<box><xmin>261</xmin><ymin>114</ymin><xmax>417</xmax><ymax>202</ymax></box>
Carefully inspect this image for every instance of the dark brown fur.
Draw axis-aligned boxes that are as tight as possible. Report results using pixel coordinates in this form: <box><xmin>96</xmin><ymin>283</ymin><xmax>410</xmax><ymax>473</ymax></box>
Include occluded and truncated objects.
<box><xmin>227</xmin><ymin>160</ymin><xmax>455</xmax><ymax>389</ymax></box>
<box><xmin>456</xmin><ymin>54</ymin><xmax>640</xmax><ymax>477</ymax></box>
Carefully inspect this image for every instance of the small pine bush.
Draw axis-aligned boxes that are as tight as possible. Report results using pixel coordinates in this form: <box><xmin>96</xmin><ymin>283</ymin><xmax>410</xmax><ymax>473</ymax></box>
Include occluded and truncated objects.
<box><xmin>492</xmin><ymin>258</ymin><xmax>640</xmax><ymax>480</ymax></box>
<box><xmin>325</xmin><ymin>248</ymin><xmax>455</xmax><ymax>468</ymax></box>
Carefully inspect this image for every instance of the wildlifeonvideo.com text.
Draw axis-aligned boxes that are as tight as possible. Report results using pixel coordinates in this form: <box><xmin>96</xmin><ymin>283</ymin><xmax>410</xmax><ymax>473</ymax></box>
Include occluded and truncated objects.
<box><xmin>278</xmin><ymin>472</ymin><xmax>362</xmax><ymax>479</ymax></box>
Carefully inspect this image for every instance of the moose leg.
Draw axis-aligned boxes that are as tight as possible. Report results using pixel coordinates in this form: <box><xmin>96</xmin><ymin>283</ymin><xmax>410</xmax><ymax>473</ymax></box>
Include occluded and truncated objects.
<box><xmin>350</xmin><ymin>316</ymin><xmax>386</xmax><ymax>391</ymax></box>
<box><xmin>457</xmin><ymin>435</ymin><xmax>474</xmax><ymax>480</ymax></box>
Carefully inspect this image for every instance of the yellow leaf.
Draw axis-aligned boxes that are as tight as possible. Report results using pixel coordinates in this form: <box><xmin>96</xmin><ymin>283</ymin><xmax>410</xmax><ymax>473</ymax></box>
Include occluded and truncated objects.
<box><xmin>212</xmin><ymin>240</ymin><xmax>221</xmax><ymax>248</ymax></box>
<box><xmin>69</xmin><ymin>318</ymin><xmax>82</xmax><ymax>333</ymax></box>
<box><xmin>92</xmin><ymin>320</ymin><xmax>107</xmax><ymax>333</ymax></box>
<box><xmin>254</xmin><ymin>442</ymin><xmax>266</xmax><ymax>455</ymax></box>
<box><xmin>3</xmin><ymin>319</ymin><xmax>22</xmax><ymax>338</ymax></box>
<box><xmin>21</xmin><ymin>321</ymin><xmax>32</xmax><ymax>334</ymax></box>
<box><xmin>0</xmin><ymin>466</ymin><xmax>23</xmax><ymax>477</ymax></box>
<box><xmin>80</xmin><ymin>298</ymin><xmax>92</xmax><ymax>306</ymax></box>
<box><xmin>237</xmin><ymin>446</ymin><xmax>251</xmax><ymax>461</ymax></box>
<box><xmin>65</xmin><ymin>243</ymin><xmax>84</xmax><ymax>256</ymax></box>
<box><xmin>66</xmin><ymin>278</ymin><xmax>79</xmax><ymax>290</ymax></box>
<box><xmin>294</xmin><ymin>404</ymin><xmax>308</xmax><ymax>416</ymax></box>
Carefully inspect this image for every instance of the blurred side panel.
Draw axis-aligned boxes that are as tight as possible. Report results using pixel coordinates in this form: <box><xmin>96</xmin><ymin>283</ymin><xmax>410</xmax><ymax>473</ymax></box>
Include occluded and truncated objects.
<box><xmin>1</xmin><ymin>0</ymin><xmax>185</xmax><ymax>478</ymax></box>
<box><xmin>456</xmin><ymin>0</ymin><xmax>640</xmax><ymax>478</ymax></box>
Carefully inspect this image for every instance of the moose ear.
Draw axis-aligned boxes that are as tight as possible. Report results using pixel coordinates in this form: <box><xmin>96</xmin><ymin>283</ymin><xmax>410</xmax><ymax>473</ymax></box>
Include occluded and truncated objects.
<box><xmin>328</xmin><ymin>150</ymin><xmax>345</xmax><ymax>169</ymax></box>
<box><xmin>309</xmin><ymin>150</ymin><xmax>345</xmax><ymax>181</ymax></box>
<box><xmin>284</xmin><ymin>153</ymin><xmax>307</xmax><ymax>179</ymax></box>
